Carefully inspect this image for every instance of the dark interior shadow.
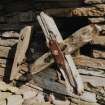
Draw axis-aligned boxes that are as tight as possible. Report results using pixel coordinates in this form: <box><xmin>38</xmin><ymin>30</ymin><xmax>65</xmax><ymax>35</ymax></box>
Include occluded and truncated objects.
<box><xmin>3</xmin><ymin>44</ymin><xmax>17</xmax><ymax>83</ymax></box>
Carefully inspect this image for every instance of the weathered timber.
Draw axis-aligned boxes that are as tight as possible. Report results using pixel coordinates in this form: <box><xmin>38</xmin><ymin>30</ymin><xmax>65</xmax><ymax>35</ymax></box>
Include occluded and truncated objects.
<box><xmin>37</xmin><ymin>12</ymin><xmax>63</xmax><ymax>43</ymax></box>
<box><xmin>38</xmin><ymin>12</ymin><xmax>84</xmax><ymax>94</ymax></box>
<box><xmin>31</xmin><ymin>25</ymin><xmax>94</xmax><ymax>75</ymax></box>
<box><xmin>10</xmin><ymin>26</ymin><xmax>32</xmax><ymax>80</ymax></box>
<box><xmin>64</xmin><ymin>55</ymin><xmax>84</xmax><ymax>94</ymax></box>
<box><xmin>93</xmin><ymin>50</ymin><xmax>105</xmax><ymax>59</ymax></box>
<box><xmin>74</xmin><ymin>55</ymin><xmax>105</xmax><ymax>70</ymax></box>
<box><xmin>32</xmin><ymin>68</ymin><xmax>97</xmax><ymax>103</ymax></box>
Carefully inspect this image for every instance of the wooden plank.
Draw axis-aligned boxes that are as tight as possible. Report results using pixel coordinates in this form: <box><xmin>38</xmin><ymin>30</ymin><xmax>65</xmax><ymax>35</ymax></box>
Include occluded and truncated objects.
<box><xmin>64</xmin><ymin>54</ymin><xmax>84</xmax><ymax>94</ymax></box>
<box><xmin>31</xmin><ymin>25</ymin><xmax>94</xmax><ymax>75</ymax></box>
<box><xmin>37</xmin><ymin>12</ymin><xmax>84</xmax><ymax>94</ymax></box>
<box><xmin>74</xmin><ymin>55</ymin><xmax>105</xmax><ymax>70</ymax></box>
<box><xmin>0</xmin><ymin>24</ymin><xmax>93</xmax><ymax>67</ymax></box>
<box><xmin>0</xmin><ymin>58</ymin><xmax>12</xmax><ymax>68</ymax></box>
<box><xmin>10</xmin><ymin>26</ymin><xmax>32</xmax><ymax>80</ymax></box>
<box><xmin>0</xmin><ymin>38</ymin><xmax>18</xmax><ymax>47</ymax></box>
<box><xmin>39</xmin><ymin>12</ymin><xmax>63</xmax><ymax>43</ymax></box>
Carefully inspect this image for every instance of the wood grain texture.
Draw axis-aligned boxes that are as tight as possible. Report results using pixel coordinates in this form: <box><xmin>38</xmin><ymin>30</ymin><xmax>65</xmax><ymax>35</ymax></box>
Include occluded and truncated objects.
<box><xmin>10</xmin><ymin>26</ymin><xmax>32</xmax><ymax>80</ymax></box>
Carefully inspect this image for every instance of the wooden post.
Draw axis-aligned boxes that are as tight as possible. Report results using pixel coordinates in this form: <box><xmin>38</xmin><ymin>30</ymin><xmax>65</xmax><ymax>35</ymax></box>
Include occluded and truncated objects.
<box><xmin>10</xmin><ymin>26</ymin><xmax>32</xmax><ymax>80</ymax></box>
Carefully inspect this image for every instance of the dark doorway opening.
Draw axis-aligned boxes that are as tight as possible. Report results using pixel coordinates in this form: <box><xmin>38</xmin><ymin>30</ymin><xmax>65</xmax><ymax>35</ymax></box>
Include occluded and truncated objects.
<box><xmin>54</xmin><ymin>17</ymin><xmax>89</xmax><ymax>39</ymax></box>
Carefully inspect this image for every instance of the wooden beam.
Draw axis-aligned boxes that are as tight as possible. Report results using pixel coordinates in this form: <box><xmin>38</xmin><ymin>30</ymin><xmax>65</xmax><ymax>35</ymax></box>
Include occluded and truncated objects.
<box><xmin>31</xmin><ymin>25</ymin><xmax>94</xmax><ymax>75</ymax></box>
<box><xmin>0</xmin><ymin>46</ymin><xmax>15</xmax><ymax>59</ymax></box>
<box><xmin>10</xmin><ymin>26</ymin><xmax>32</xmax><ymax>80</ymax></box>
